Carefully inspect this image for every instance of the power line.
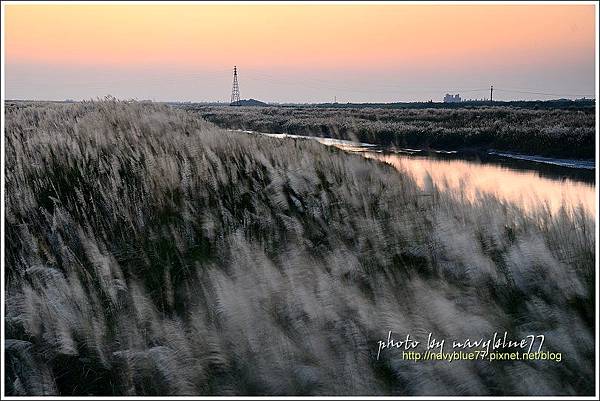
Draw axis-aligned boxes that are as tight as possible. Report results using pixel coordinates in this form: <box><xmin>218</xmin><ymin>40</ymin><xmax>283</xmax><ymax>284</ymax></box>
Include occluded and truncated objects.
<box><xmin>246</xmin><ymin>71</ymin><xmax>491</xmax><ymax>94</ymax></box>
<box><xmin>494</xmin><ymin>88</ymin><xmax>594</xmax><ymax>98</ymax></box>
<box><xmin>244</xmin><ymin>76</ymin><xmax>493</xmax><ymax>96</ymax></box>
<box><xmin>241</xmin><ymin>72</ymin><xmax>595</xmax><ymax>98</ymax></box>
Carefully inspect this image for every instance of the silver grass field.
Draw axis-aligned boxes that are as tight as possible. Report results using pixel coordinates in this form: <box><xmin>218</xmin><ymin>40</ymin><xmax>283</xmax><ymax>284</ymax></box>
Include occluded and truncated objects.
<box><xmin>3</xmin><ymin>100</ymin><xmax>595</xmax><ymax>396</ymax></box>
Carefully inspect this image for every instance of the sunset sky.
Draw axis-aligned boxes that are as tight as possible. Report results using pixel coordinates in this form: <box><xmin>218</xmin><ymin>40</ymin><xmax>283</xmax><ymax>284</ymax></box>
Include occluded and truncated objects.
<box><xmin>3</xmin><ymin>3</ymin><xmax>597</xmax><ymax>103</ymax></box>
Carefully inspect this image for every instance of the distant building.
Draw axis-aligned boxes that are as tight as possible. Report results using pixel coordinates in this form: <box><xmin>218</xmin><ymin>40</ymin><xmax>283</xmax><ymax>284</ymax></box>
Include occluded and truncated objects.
<box><xmin>443</xmin><ymin>93</ymin><xmax>462</xmax><ymax>103</ymax></box>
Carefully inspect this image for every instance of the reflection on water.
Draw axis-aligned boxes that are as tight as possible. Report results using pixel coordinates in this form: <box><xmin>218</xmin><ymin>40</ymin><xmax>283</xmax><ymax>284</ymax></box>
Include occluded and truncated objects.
<box><xmin>365</xmin><ymin>152</ymin><xmax>596</xmax><ymax>215</ymax></box>
<box><xmin>237</xmin><ymin>130</ymin><xmax>596</xmax><ymax>216</ymax></box>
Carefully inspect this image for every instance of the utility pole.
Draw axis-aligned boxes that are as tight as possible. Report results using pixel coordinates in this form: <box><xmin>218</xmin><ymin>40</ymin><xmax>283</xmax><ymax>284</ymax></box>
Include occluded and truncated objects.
<box><xmin>230</xmin><ymin>66</ymin><xmax>240</xmax><ymax>105</ymax></box>
<box><xmin>490</xmin><ymin>85</ymin><xmax>493</xmax><ymax>103</ymax></box>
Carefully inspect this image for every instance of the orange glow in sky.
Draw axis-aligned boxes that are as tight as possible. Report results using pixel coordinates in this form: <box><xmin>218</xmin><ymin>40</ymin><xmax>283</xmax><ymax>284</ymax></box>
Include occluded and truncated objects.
<box><xmin>3</xmin><ymin>4</ymin><xmax>596</xmax><ymax>102</ymax></box>
<box><xmin>5</xmin><ymin>4</ymin><xmax>595</xmax><ymax>70</ymax></box>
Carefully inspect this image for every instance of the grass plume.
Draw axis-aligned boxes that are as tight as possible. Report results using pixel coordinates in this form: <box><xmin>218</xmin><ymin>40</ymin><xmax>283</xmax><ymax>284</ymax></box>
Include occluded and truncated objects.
<box><xmin>4</xmin><ymin>100</ymin><xmax>595</xmax><ymax>396</ymax></box>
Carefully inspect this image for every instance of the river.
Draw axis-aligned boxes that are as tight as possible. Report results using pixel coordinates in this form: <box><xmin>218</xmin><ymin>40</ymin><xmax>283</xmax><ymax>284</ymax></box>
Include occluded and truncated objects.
<box><xmin>233</xmin><ymin>130</ymin><xmax>596</xmax><ymax>216</ymax></box>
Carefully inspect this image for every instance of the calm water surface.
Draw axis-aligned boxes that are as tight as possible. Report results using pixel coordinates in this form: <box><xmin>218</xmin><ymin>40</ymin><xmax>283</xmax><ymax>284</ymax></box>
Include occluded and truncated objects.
<box><xmin>365</xmin><ymin>152</ymin><xmax>595</xmax><ymax>215</ymax></box>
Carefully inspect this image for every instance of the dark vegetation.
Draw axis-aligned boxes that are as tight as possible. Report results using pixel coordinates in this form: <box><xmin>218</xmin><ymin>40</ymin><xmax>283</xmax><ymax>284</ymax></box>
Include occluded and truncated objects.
<box><xmin>304</xmin><ymin>98</ymin><xmax>595</xmax><ymax>110</ymax></box>
<box><xmin>230</xmin><ymin>98</ymin><xmax>269</xmax><ymax>106</ymax></box>
<box><xmin>4</xmin><ymin>100</ymin><xmax>595</xmax><ymax>396</ymax></box>
<box><xmin>186</xmin><ymin>105</ymin><xmax>596</xmax><ymax>160</ymax></box>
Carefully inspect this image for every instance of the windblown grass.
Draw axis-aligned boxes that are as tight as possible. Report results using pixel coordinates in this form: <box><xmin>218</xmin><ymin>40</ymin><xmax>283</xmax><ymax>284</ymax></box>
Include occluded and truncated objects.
<box><xmin>4</xmin><ymin>100</ymin><xmax>595</xmax><ymax>396</ymax></box>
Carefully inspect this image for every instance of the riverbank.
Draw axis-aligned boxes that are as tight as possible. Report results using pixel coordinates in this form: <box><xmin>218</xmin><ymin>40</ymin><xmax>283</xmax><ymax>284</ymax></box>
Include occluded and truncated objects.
<box><xmin>185</xmin><ymin>104</ymin><xmax>596</xmax><ymax>160</ymax></box>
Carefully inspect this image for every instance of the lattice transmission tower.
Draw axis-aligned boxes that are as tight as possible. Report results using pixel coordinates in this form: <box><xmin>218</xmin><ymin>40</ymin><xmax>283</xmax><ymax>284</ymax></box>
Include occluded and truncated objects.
<box><xmin>230</xmin><ymin>66</ymin><xmax>240</xmax><ymax>105</ymax></box>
